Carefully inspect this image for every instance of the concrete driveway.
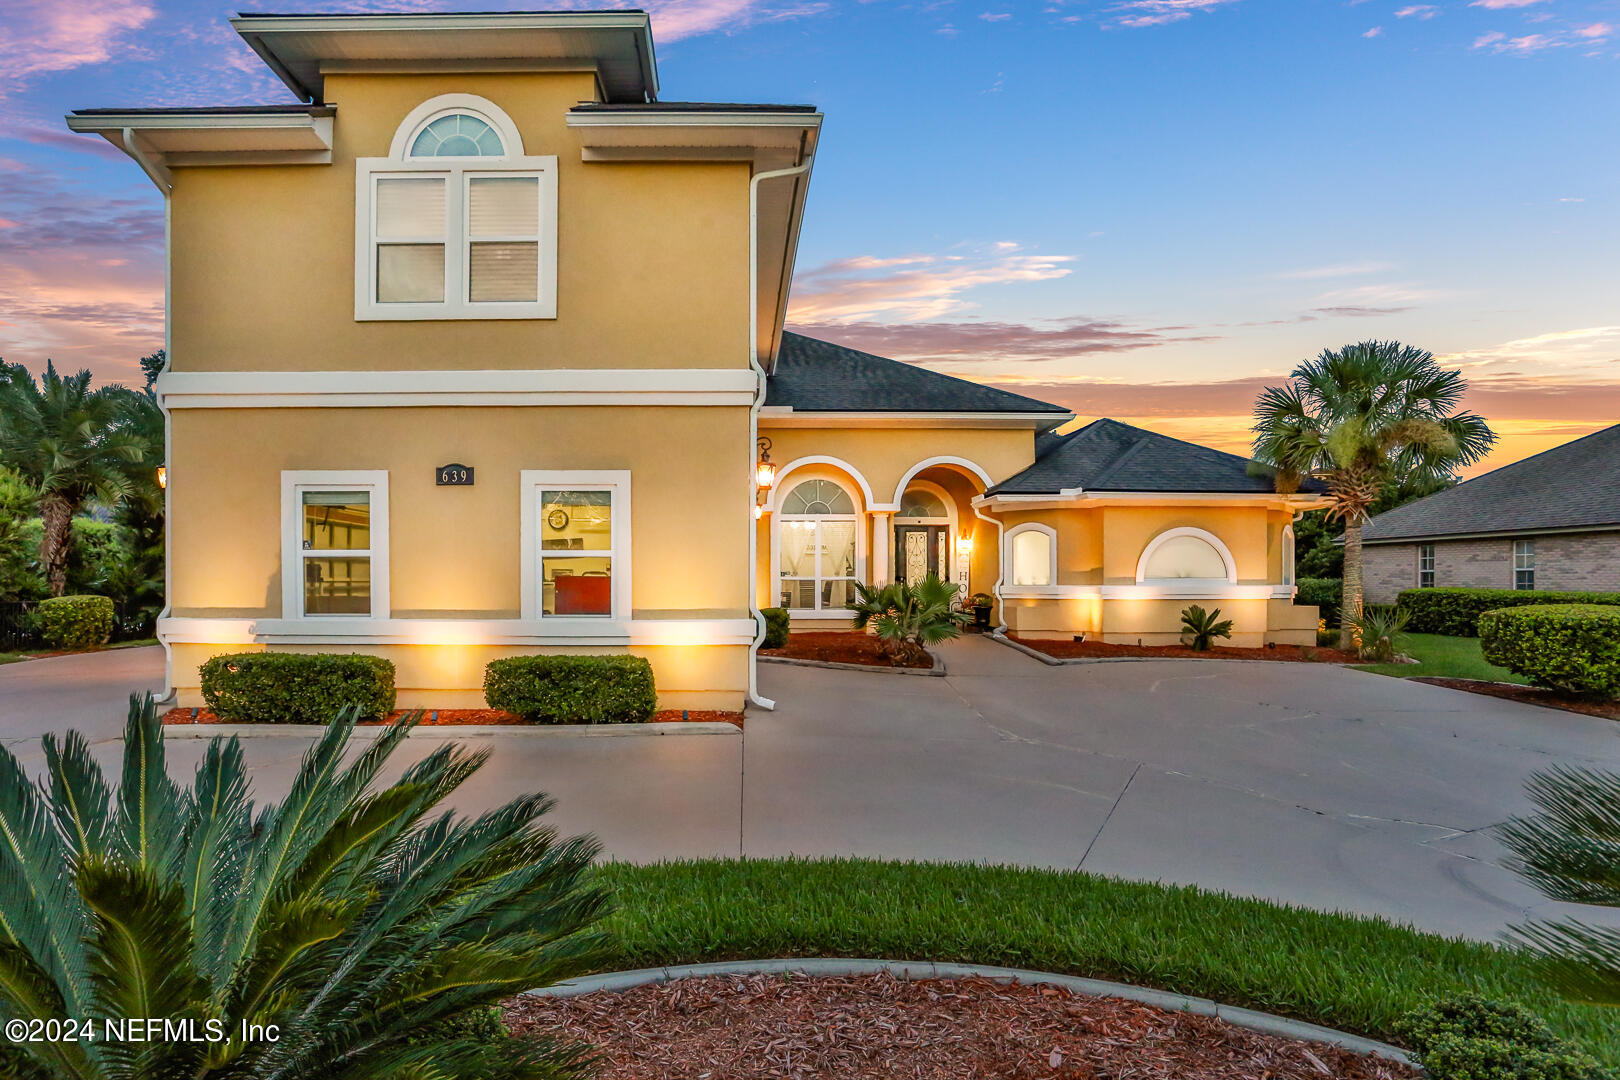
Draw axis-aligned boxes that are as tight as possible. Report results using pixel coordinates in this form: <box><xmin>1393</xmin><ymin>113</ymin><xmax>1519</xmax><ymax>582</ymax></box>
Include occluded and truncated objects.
<box><xmin>4</xmin><ymin>639</ymin><xmax>1618</xmax><ymax>941</ymax></box>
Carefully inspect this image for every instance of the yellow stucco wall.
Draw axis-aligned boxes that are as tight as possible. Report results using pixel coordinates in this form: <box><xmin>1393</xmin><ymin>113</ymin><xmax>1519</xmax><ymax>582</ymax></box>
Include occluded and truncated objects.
<box><xmin>167</xmin><ymin>72</ymin><xmax>751</xmax><ymax>373</ymax></box>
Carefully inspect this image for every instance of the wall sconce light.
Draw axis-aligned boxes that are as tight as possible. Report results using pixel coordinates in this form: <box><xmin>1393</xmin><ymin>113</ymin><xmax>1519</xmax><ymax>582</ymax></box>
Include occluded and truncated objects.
<box><xmin>958</xmin><ymin>532</ymin><xmax>973</xmax><ymax>553</ymax></box>
<box><xmin>155</xmin><ymin>466</ymin><xmax>167</xmax><ymax>490</ymax></box>
<box><xmin>753</xmin><ymin>503</ymin><xmax>764</xmax><ymax>520</ymax></box>
<box><xmin>755</xmin><ymin>436</ymin><xmax>776</xmax><ymax>490</ymax></box>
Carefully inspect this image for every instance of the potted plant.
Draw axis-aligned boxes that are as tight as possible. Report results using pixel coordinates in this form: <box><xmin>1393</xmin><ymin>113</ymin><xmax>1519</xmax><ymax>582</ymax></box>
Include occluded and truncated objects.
<box><xmin>970</xmin><ymin>592</ymin><xmax>994</xmax><ymax>631</ymax></box>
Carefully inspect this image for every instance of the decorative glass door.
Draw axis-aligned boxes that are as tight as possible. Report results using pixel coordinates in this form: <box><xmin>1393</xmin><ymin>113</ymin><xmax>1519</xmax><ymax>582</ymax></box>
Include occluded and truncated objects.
<box><xmin>894</xmin><ymin>525</ymin><xmax>947</xmax><ymax>585</ymax></box>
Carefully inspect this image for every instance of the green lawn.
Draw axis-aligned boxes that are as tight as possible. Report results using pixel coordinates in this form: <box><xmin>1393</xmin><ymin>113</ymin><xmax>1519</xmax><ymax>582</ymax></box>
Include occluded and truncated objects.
<box><xmin>0</xmin><ymin>637</ymin><xmax>158</xmax><ymax>665</ymax></box>
<box><xmin>1355</xmin><ymin>632</ymin><xmax>1528</xmax><ymax>684</ymax></box>
<box><xmin>599</xmin><ymin>858</ymin><xmax>1619</xmax><ymax>1064</ymax></box>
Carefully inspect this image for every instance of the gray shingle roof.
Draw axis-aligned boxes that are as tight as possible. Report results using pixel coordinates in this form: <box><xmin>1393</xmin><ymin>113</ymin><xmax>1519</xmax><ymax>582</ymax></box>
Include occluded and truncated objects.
<box><xmin>1363</xmin><ymin>423</ymin><xmax>1620</xmax><ymax>542</ymax></box>
<box><xmin>765</xmin><ymin>332</ymin><xmax>1072</xmax><ymax>415</ymax></box>
<box><xmin>988</xmin><ymin>418</ymin><xmax>1312</xmax><ymax>495</ymax></box>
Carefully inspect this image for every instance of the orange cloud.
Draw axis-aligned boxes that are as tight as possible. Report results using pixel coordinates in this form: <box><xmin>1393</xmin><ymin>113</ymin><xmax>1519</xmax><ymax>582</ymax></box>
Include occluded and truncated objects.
<box><xmin>788</xmin><ymin>245</ymin><xmax>1075</xmax><ymax>323</ymax></box>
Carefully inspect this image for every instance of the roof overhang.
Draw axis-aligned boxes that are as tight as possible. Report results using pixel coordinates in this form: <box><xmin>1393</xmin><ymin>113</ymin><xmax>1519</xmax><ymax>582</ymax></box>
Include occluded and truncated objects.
<box><xmin>64</xmin><ymin>107</ymin><xmax>335</xmax><ymax>190</ymax></box>
<box><xmin>977</xmin><ymin>491</ymin><xmax>1335</xmax><ymax>512</ymax></box>
<box><xmin>566</xmin><ymin>107</ymin><xmax>821</xmax><ymax>368</ymax></box>
<box><xmin>231</xmin><ymin>11</ymin><xmax>659</xmax><ymax>104</ymax></box>
<box><xmin>760</xmin><ymin>407</ymin><xmax>1071</xmax><ymax>430</ymax></box>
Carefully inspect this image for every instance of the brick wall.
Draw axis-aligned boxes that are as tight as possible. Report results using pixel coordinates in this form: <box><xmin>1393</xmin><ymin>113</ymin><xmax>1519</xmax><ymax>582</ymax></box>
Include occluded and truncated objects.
<box><xmin>1362</xmin><ymin>530</ymin><xmax>1620</xmax><ymax>602</ymax></box>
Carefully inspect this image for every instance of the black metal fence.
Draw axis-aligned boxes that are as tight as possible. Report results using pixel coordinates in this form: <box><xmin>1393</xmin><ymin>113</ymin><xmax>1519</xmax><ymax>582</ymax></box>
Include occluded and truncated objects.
<box><xmin>0</xmin><ymin>600</ymin><xmax>155</xmax><ymax>652</ymax></box>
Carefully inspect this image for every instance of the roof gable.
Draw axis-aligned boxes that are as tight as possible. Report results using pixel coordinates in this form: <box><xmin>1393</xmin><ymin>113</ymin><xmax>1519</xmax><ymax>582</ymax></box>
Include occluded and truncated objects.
<box><xmin>1363</xmin><ymin>423</ymin><xmax>1620</xmax><ymax>541</ymax></box>
<box><xmin>764</xmin><ymin>332</ymin><xmax>1071</xmax><ymax>416</ymax></box>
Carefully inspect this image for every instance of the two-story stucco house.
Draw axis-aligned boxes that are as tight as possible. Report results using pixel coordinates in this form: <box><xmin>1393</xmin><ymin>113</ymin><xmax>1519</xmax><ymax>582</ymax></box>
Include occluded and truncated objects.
<box><xmin>70</xmin><ymin>10</ymin><xmax>1327</xmax><ymax>712</ymax></box>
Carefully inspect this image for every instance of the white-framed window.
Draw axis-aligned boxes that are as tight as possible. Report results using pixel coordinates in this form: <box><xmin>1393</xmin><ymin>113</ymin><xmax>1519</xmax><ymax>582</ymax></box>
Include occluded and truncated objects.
<box><xmin>778</xmin><ymin>478</ymin><xmax>859</xmax><ymax>611</ymax></box>
<box><xmin>1513</xmin><ymin>539</ymin><xmax>1535</xmax><ymax>591</ymax></box>
<box><xmin>1006</xmin><ymin>523</ymin><xmax>1057</xmax><ymax>587</ymax></box>
<box><xmin>1137</xmin><ymin>527</ymin><xmax>1237</xmax><ymax>584</ymax></box>
<box><xmin>281</xmin><ymin>471</ymin><xmax>389</xmax><ymax>619</ymax></box>
<box><xmin>520</xmin><ymin>471</ymin><xmax>631</xmax><ymax>620</ymax></box>
<box><xmin>1282</xmin><ymin>524</ymin><xmax>1297</xmax><ymax>588</ymax></box>
<box><xmin>1418</xmin><ymin>543</ymin><xmax>1435</xmax><ymax>589</ymax></box>
<box><xmin>355</xmin><ymin>94</ymin><xmax>557</xmax><ymax>321</ymax></box>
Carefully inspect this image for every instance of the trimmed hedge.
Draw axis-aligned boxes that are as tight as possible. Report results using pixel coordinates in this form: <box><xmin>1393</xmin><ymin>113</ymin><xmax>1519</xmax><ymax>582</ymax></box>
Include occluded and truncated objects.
<box><xmin>1295</xmin><ymin>577</ymin><xmax>1341</xmax><ymax>627</ymax></box>
<box><xmin>38</xmin><ymin>594</ymin><xmax>114</xmax><ymax>650</ymax></box>
<box><xmin>1400</xmin><ymin>587</ymin><xmax>1620</xmax><ymax>637</ymax></box>
<box><xmin>1394</xmin><ymin>995</ymin><xmax>1610</xmax><ymax>1080</ymax></box>
<box><xmin>761</xmin><ymin>608</ymin><xmax>790</xmax><ymax>649</ymax></box>
<box><xmin>1480</xmin><ymin>605</ymin><xmax>1620</xmax><ymax>699</ymax></box>
<box><xmin>199</xmin><ymin>652</ymin><xmax>396</xmax><ymax>724</ymax></box>
<box><xmin>484</xmin><ymin>655</ymin><xmax>657</xmax><ymax>724</ymax></box>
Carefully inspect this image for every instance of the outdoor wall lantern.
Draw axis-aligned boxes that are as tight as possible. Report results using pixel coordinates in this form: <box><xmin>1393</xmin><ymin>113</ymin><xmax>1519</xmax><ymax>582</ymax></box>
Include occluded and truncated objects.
<box><xmin>755</xmin><ymin>437</ymin><xmax>777</xmax><ymax>490</ymax></box>
<box><xmin>156</xmin><ymin>466</ymin><xmax>167</xmax><ymax>490</ymax></box>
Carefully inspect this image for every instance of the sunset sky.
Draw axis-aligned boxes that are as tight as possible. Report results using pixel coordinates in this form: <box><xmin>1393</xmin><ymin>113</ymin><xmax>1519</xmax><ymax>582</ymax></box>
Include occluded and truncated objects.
<box><xmin>2</xmin><ymin>0</ymin><xmax>1615</xmax><ymax>473</ymax></box>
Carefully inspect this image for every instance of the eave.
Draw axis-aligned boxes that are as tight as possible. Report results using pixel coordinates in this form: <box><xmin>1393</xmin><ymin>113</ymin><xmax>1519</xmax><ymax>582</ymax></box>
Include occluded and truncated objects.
<box><xmin>977</xmin><ymin>491</ymin><xmax>1335</xmax><ymax>512</ymax></box>
<box><xmin>64</xmin><ymin>108</ymin><xmax>335</xmax><ymax>190</ymax></box>
<box><xmin>759</xmin><ymin>407</ymin><xmax>1071</xmax><ymax>430</ymax></box>
<box><xmin>1362</xmin><ymin>520</ymin><xmax>1620</xmax><ymax>545</ymax></box>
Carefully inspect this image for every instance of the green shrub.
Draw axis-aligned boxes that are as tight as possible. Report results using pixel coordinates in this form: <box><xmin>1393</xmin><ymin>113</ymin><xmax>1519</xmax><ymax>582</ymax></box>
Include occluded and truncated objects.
<box><xmin>1400</xmin><ymin>588</ymin><xmax>1620</xmax><ymax>636</ymax></box>
<box><xmin>1352</xmin><ymin>604</ymin><xmax>1411</xmax><ymax>663</ymax></box>
<box><xmin>37</xmin><ymin>594</ymin><xmax>113</xmax><ymax>650</ymax></box>
<box><xmin>1394</xmin><ymin>995</ymin><xmax>1610</xmax><ymax>1080</ymax></box>
<box><xmin>1479</xmin><ymin>605</ymin><xmax>1620</xmax><ymax>699</ymax></box>
<box><xmin>761</xmin><ymin>607</ymin><xmax>790</xmax><ymax>649</ymax></box>
<box><xmin>1179</xmin><ymin>604</ymin><xmax>1234</xmax><ymax>651</ymax></box>
<box><xmin>1296</xmin><ymin>577</ymin><xmax>1342</xmax><ymax>627</ymax></box>
<box><xmin>199</xmin><ymin>651</ymin><xmax>396</xmax><ymax>723</ymax></box>
<box><xmin>484</xmin><ymin>655</ymin><xmax>657</xmax><ymax>724</ymax></box>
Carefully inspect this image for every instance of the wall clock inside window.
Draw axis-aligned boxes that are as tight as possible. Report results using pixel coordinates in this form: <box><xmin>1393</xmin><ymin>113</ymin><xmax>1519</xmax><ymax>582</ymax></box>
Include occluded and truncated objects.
<box><xmin>548</xmin><ymin>509</ymin><xmax>570</xmax><ymax>530</ymax></box>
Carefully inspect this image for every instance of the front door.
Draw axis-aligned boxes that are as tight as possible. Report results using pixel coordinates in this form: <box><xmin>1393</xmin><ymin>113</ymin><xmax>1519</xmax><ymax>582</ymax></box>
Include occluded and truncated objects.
<box><xmin>895</xmin><ymin>525</ymin><xmax>948</xmax><ymax>586</ymax></box>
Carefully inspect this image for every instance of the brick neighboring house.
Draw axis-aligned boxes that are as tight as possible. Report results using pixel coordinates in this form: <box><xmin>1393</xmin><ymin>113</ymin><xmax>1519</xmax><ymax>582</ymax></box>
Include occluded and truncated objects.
<box><xmin>1362</xmin><ymin>424</ymin><xmax>1620</xmax><ymax>604</ymax></box>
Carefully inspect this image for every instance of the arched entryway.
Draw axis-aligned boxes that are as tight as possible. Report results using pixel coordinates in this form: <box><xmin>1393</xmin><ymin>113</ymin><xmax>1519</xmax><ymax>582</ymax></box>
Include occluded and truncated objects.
<box><xmin>893</xmin><ymin>479</ymin><xmax>955</xmax><ymax>586</ymax></box>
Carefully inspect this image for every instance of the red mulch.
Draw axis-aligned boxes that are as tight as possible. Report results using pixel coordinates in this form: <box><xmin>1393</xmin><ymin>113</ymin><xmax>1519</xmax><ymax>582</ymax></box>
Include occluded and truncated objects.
<box><xmin>503</xmin><ymin>973</ymin><xmax>1414</xmax><ymax>1079</ymax></box>
<box><xmin>1011</xmin><ymin>635</ymin><xmax>1358</xmax><ymax>664</ymax></box>
<box><xmin>762</xmin><ymin>631</ymin><xmax>933</xmax><ymax>669</ymax></box>
<box><xmin>1412</xmin><ymin>678</ymin><xmax>1620</xmax><ymax>720</ymax></box>
<box><xmin>160</xmin><ymin>707</ymin><xmax>743</xmax><ymax>728</ymax></box>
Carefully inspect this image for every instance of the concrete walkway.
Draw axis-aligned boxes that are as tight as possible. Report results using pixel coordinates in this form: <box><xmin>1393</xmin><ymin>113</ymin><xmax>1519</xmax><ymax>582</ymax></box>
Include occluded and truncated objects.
<box><xmin>4</xmin><ymin>639</ymin><xmax>1618</xmax><ymax>941</ymax></box>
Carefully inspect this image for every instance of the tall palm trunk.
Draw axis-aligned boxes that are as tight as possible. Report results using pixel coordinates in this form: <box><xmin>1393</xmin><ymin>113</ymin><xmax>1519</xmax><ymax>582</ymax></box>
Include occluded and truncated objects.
<box><xmin>1340</xmin><ymin>520</ymin><xmax>1363</xmax><ymax>652</ymax></box>
<box><xmin>39</xmin><ymin>493</ymin><xmax>74</xmax><ymax>597</ymax></box>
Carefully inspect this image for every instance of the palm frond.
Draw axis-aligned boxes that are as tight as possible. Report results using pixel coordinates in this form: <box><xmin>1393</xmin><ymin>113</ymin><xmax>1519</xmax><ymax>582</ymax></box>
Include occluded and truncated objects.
<box><xmin>41</xmin><ymin>730</ymin><xmax>113</xmax><ymax>863</ymax></box>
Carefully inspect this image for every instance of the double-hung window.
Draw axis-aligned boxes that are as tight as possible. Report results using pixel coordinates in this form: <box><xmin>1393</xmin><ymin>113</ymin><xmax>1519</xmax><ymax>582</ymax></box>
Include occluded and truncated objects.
<box><xmin>357</xmin><ymin>96</ymin><xmax>557</xmax><ymax>320</ymax></box>
<box><xmin>1417</xmin><ymin>543</ymin><xmax>1435</xmax><ymax>589</ymax></box>
<box><xmin>281</xmin><ymin>471</ymin><xmax>389</xmax><ymax>619</ymax></box>
<box><xmin>521</xmin><ymin>471</ymin><xmax>631</xmax><ymax>621</ymax></box>
<box><xmin>1513</xmin><ymin>539</ymin><xmax>1536</xmax><ymax>591</ymax></box>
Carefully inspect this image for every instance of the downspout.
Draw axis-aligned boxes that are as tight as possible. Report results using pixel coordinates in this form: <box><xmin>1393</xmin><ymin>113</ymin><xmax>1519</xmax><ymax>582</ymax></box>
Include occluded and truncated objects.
<box><xmin>746</xmin><ymin>156</ymin><xmax>814</xmax><ymax>711</ymax></box>
<box><xmin>127</xmin><ymin>129</ymin><xmax>178</xmax><ymax>703</ymax></box>
<box><xmin>972</xmin><ymin>497</ymin><xmax>1008</xmax><ymax>635</ymax></box>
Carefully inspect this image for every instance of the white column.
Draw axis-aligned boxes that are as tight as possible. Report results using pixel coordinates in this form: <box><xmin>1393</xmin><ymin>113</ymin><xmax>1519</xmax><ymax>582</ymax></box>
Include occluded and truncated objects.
<box><xmin>870</xmin><ymin>512</ymin><xmax>892</xmax><ymax>586</ymax></box>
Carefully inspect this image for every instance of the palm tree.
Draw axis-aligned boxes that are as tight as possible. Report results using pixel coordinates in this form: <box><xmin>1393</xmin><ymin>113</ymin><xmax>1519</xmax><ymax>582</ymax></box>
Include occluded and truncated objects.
<box><xmin>1499</xmin><ymin>766</ymin><xmax>1620</xmax><ymax>1008</ymax></box>
<box><xmin>1251</xmin><ymin>341</ymin><xmax>1495</xmax><ymax>649</ymax></box>
<box><xmin>850</xmin><ymin>573</ymin><xmax>970</xmax><ymax>665</ymax></box>
<box><xmin>0</xmin><ymin>362</ymin><xmax>152</xmax><ymax>596</ymax></box>
<box><xmin>0</xmin><ymin>696</ymin><xmax>609</xmax><ymax>1080</ymax></box>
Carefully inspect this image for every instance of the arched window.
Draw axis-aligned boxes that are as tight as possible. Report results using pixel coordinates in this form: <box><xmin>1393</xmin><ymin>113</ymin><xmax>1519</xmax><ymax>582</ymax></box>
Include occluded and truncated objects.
<box><xmin>357</xmin><ymin>94</ymin><xmax>555</xmax><ymax>320</ymax></box>
<box><xmin>409</xmin><ymin>112</ymin><xmax>506</xmax><ymax>157</ymax></box>
<box><xmin>898</xmin><ymin>489</ymin><xmax>948</xmax><ymax>519</ymax></box>
<box><xmin>1137</xmin><ymin>528</ymin><xmax>1236</xmax><ymax>583</ymax></box>
<box><xmin>1006</xmin><ymin>523</ymin><xmax>1056</xmax><ymax>587</ymax></box>
<box><xmin>779</xmin><ymin>479</ymin><xmax>859</xmax><ymax>611</ymax></box>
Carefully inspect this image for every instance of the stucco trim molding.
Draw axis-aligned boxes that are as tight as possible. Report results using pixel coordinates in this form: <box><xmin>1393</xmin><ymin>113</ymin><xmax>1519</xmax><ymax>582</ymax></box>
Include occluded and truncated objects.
<box><xmin>158</xmin><ymin>616</ymin><xmax>760</xmax><ymax>647</ymax></box>
<box><xmin>999</xmin><ymin>584</ymin><xmax>1291</xmax><ymax>601</ymax></box>
<box><xmin>157</xmin><ymin>369</ymin><xmax>760</xmax><ymax>408</ymax></box>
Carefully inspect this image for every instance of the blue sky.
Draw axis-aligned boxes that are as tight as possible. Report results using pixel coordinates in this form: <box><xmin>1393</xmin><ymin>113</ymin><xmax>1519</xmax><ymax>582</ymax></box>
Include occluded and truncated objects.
<box><xmin>2</xmin><ymin>0</ymin><xmax>1616</xmax><ymax>469</ymax></box>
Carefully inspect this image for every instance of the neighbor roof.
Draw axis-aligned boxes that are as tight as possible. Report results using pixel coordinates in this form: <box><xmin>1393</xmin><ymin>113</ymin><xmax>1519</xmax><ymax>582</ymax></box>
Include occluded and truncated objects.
<box><xmin>988</xmin><ymin>418</ymin><xmax>1312</xmax><ymax>495</ymax></box>
<box><xmin>764</xmin><ymin>333</ymin><xmax>1072</xmax><ymax>416</ymax></box>
<box><xmin>1363</xmin><ymin>423</ymin><xmax>1620</xmax><ymax>543</ymax></box>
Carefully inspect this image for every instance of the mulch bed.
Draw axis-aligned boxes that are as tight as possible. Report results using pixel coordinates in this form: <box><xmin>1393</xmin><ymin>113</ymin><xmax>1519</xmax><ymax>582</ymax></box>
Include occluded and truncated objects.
<box><xmin>1412</xmin><ymin>677</ymin><xmax>1620</xmax><ymax>720</ymax></box>
<box><xmin>1011</xmin><ymin>636</ymin><xmax>1358</xmax><ymax>664</ymax></box>
<box><xmin>159</xmin><ymin>707</ymin><xmax>743</xmax><ymax>728</ymax></box>
<box><xmin>503</xmin><ymin>972</ymin><xmax>1413</xmax><ymax>1079</ymax></box>
<box><xmin>761</xmin><ymin>631</ymin><xmax>933</xmax><ymax>669</ymax></box>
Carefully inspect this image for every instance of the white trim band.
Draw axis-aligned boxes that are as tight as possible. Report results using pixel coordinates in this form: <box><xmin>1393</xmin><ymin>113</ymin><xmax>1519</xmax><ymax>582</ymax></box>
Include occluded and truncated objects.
<box><xmin>159</xmin><ymin>616</ymin><xmax>760</xmax><ymax>647</ymax></box>
<box><xmin>999</xmin><ymin>584</ymin><xmax>1294</xmax><ymax>601</ymax></box>
<box><xmin>158</xmin><ymin>368</ymin><xmax>759</xmax><ymax>408</ymax></box>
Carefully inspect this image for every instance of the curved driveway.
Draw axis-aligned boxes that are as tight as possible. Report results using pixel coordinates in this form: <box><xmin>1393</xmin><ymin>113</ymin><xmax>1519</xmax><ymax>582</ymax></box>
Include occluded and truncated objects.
<box><xmin>4</xmin><ymin>639</ymin><xmax>1617</xmax><ymax>941</ymax></box>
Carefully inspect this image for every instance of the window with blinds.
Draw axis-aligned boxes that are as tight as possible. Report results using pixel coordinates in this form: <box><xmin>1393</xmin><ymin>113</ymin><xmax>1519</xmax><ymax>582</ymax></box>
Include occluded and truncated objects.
<box><xmin>468</xmin><ymin>176</ymin><xmax>540</xmax><ymax>303</ymax></box>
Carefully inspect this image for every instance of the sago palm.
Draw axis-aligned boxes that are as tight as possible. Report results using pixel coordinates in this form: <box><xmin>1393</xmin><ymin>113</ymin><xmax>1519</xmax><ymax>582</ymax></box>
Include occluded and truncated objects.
<box><xmin>850</xmin><ymin>574</ymin><xmax>969</xmax><ymax>665</ymax></box>
<box><xmin>1498</xmin><ymin>766</ymin><xmax>1620</xmax><ymax>1008</ymax></box>
<box><xmin>0</xmin><ymin>362</ymin><xmax>153</xmax><ymax>596</ymax></box>
<box><xmin>0</xmin><ymin>695</ymin><xmax>609</xmax><ymax>1080</ymax></box>
<box><xmin>1251</xmin><ymin>341</ymin><xmax>1494</xmax><ymax>648</ymax></box>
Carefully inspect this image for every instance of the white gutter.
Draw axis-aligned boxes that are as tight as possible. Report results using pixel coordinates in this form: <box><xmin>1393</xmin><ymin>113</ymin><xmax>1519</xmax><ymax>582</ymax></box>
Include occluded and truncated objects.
<box><xmin>156</xmin><ymin>187</ymin><xmax>176</xmax><ymax>702</ymax></box>
<box><xmin>746</xmin><ymin>155</ymin><xmax>814</xmax><ymax>711</ymax></box>
<box><xmin>971</xmin><ymin>498</ymin><xmax>1008</xmax><ymax>634</ymax></box>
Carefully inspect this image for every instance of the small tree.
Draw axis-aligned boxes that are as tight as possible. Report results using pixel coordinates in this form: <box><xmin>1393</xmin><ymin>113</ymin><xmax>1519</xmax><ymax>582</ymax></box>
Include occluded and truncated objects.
<box><xmin>1499</xmin><ymin>766</ymin><xmax>1620</xmax><ymax>1008</ymax></box>
<box><xmin>851</xmin><ymin>574</ymin><xmax>970</xmax><ymax>665</ymax></box>
<box><xmin>0</xmin><ymin>696</ymin><xmax>608</xmax><ymax>1079</ymax></box>
<box><xmin>1252</xmin><ymin>341</ymin><xmax>1494</xmax><ymax>649</ymax></box>
<box><xmin>1179</xmin><ymin>604</ymin><xmax>1234</xmax><ymax>651</ymax></box>
<box><xmin>0</xmin><ymin>362</ymin><xmax>152</xmax><ymax>596</ymax></box>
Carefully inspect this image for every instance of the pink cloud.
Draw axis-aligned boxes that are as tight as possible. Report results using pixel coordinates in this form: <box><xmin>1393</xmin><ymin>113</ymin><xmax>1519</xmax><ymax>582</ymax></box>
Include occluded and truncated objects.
<box><xmin>786</xmin><ymin>317</ymin><xmax>1210</xmax><ymax>364</ymax></box>
<box><xmin>1395</xmin><ymin>5</ymin><xmax>1438</xmax><ymax>19</ymax></box>
<box><xmin>0</xmin><ymin>0</ymin><xmax>155</xmax><ymax>96</ymax></box>
<box><xmin>1469</xmin><ymin>0</ymin><xmax>1549</xmax><ymax>8</ymax></box>
<box><xmin>1363</xmin><ymin>26</ymin><xmax>1385</xmax><ymax>38</ymax></box>
<box><xmin>788</xmin><ymin>245</ymin><xmax>1076</xmax><ymax>323</ymax></box>
<box><xmin>1575</xmin><ymin>22</ymin><xmax>1614</xmax><ymax>40</ymax></box>
<box><xmin>1105</xmin><ymin>0</ymin><xmax>1240</xmax><ymax>28</ymax></box>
